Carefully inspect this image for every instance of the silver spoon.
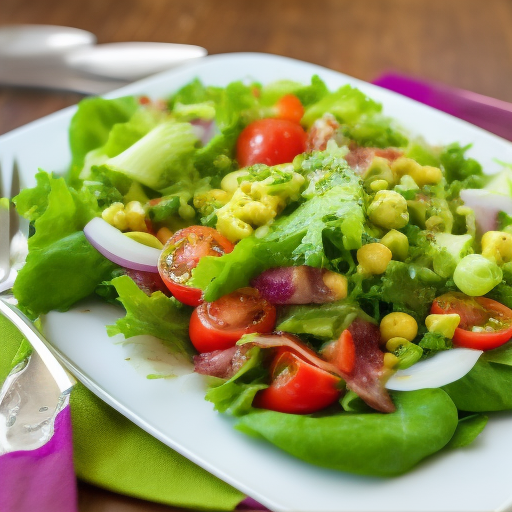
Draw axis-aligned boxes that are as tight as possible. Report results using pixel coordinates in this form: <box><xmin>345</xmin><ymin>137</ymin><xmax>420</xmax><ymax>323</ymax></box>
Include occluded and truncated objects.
<box><xmin>0</xmin><ymin>25</ymin><xmax>207</xmax><ymax>94</ymax></box>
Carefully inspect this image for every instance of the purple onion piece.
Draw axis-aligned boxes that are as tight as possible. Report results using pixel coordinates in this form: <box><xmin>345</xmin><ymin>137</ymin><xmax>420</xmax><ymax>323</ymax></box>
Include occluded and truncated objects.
<box><xmin>251</xmin><ymin>266</ymin><xmax>342</xmax><ymax>305</ymax></box>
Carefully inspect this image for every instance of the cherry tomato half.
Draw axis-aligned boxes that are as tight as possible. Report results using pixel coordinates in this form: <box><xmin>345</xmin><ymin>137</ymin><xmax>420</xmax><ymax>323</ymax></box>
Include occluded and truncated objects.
<box><xmin>189</xmin><ymin>287</ymin><xmax>277</xmax><ymax>353</ymax></box>
<box><xmin>236</xmin><ymin>118</ymin><xmax>307</xmax><ymax>168</ymax></box>
<box><xmin>253</xmin><ymin>349</ymin><xmax>342</xmax><ymax>414</ymax></box>
<box><xmin>274</xmin><ymin>94</ymin><xmax>304</xmax><ymax>124</ymax></box>
<box><xmin>431</xmin><ymin>292</ymin><xmax>512</xmax><ymax>350</ymax></box>
<box><xmin>158</xmin><ymin>226</ymin><xmax>234</xmax><ymax>307</ymax></box>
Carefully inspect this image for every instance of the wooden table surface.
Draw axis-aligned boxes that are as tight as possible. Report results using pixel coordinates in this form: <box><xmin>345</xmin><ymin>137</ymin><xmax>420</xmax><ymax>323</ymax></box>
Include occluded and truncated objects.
<box><xmin>1</xmin><ymin>0</ymin><xmax>511</xmax><ymax>510</ymax></box>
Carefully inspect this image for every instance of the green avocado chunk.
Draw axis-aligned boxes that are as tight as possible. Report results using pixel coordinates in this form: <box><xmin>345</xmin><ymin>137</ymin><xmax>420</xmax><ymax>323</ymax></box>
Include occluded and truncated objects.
<box><xmin>236</xmin><ymin>389</ymin><xmax>458</xmax><ymax>477</ymax></box>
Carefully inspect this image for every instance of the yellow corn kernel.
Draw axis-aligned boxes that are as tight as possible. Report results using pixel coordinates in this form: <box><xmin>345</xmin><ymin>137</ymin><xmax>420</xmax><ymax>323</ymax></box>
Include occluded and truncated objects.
<box><xmin>156</xmin><ymin>227</ymin><xmax>173</xmax><ymax>245</ymax></box>
<box><xmin>391</xmin><ymin>157</ymin><xmax>442</xmax><ymax>187</ymax></box>
<box><xmin>383</xmin><ymin>352</ymin><xmax>400</xmax><ymax>369</ymax></box>
<box><xmin>322</xmin><ymin>271</ymin><xmax>348</xmax><ymax>300</ymax></box>
<box><xmin>125</xmin><ymin>201</ymin><xmax>148</xmax><ymax>232</ymax></box>
<box><xmin>481</xmin><ymin>230</ymin><xmax>512</xmax><ymax>265</ymax></box>
<box><xmin>112</xmin><ymin>210</ymin><xmax>128</xmax><ymax>231</ymax></box>
<box><xmin>380</xmin><ymin>312</ymin><xmax>418</xmax><ymax>343</ymax></box>
<box><xmin>356</xmin><ymin>243</ymin><xmax>393</xmax><ymax>275</ymax></box>
<box><xmin>102</xmin><ymin>202</ymin><xmax>125</xmax><ymax>226</ymax></box>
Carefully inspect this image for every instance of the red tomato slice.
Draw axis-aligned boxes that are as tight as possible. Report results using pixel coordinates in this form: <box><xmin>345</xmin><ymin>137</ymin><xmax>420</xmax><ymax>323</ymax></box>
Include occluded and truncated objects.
<box><xmin>274</xmin><ymin>94</ymin><xmax>304</xmax><ymax>124</ymax></box>
<box><xmin>431</xmin><ymin>292</ymin><xmax>512</xmax><ymax>350</ymax></box>
<box><xmin>158</xmin><ymin>226</ymin><xmax>234</xmax><ymax>307</ymax></box>
<box><xmin>254</xmin><ymin>349</ymin><xmax>342</xmax><ymax>414</ymax></box>
<box><xmin>189</xmin><ymin>287</ymin><xmax>277</xmax><ymax>352</ymax></box>
<box><xmin>236</xmin><ymin>118</ymin><xmax>307</xmax><ymax>168</ymax></box>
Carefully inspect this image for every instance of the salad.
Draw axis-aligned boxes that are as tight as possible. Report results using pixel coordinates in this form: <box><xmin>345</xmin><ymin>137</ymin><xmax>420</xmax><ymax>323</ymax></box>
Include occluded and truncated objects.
<box><xmin>11</xmin><ymin>75</ymin><xmax>512</xmax><ymax>477</ymax></box>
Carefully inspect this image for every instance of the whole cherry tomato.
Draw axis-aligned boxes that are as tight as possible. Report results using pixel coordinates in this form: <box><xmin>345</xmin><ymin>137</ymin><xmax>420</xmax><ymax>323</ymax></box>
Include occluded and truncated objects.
<box><xmin>274</xmin><ymin>94</ymin><xmax>304</xmax><ymax>124</ymax></box>
<box><xmin>236</xmin><ymin>118</ymin><xmax>307</xmax><ymax>168</ymax></box>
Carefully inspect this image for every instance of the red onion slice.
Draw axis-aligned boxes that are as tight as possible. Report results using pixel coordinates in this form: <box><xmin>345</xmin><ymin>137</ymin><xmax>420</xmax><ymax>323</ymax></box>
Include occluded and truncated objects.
<box><xmin>83</xmin><ymin>217</ymin><xmax>160</xmax><ymax>273</ymax></box>
<box><xmin>251</xmin><ymin>266</ymin><xmax>347</xmax><ymax>304</ymax></box>
<box><xmin>460</xmin><ymin>189</ymin><xmax>512</xmax><ymax>233</ymax></box>
<box><xmin>190</xmin><ymin>119</ymin><xmax>216</xmax><ymax>145</ymax></box>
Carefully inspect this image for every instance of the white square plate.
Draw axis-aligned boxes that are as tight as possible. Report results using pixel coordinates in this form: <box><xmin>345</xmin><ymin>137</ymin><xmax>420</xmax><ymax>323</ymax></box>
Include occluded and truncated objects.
<box><xmin>2</xmin><ymin>53</ymin><xmax>512</xmax><ymax>512</ymax></box>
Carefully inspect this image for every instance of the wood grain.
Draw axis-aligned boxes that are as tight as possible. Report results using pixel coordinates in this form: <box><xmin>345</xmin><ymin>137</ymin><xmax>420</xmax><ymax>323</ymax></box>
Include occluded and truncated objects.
<box><xmin>1</xmin><ymin>0</ymin><xmax>511</xmax><ymax>510</ymax></box>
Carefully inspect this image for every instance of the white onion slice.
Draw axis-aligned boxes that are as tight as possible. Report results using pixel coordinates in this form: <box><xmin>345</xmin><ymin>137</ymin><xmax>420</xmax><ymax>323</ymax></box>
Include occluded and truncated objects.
<box><xmin>460</xmin><ymin>189</ymin><xmax>512</xmax><ymax>233</ymax></box>
<box><xmin>83</xmin><ymin>217</ymin><xmax>160</xmax><ymax>273</ymax></box>
<box><xmin>385</xmin><ymin>348</ymin><xmax>483</xmax><ymax>391</ymax></box>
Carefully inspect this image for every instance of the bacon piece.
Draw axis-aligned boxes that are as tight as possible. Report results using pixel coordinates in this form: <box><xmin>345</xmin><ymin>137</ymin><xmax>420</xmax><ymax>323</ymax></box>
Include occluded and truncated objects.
<box><xmin>193</xmin><ymin>345</ymin><xmax>250</xmax><ymax>379</ymax></box>
<box><xmin>125</xmin><ymin>269</ymin><xmax>171</xmax><ymax>296</ymax></box>
<box><xmin>344</xmin><ymin>146</ymin><xmax>404</xmax><ymax>174</ymax></box>
<box><xmin>306</xmin><ymin>114</ymin><xmax>341</xmax><ymax>151</ymax></box>
<box><xmin>323</xmin><ymin>318</ymin><xmax>395</xmax><ymax>413</ymax></box>
<box><xmin>243</xmin><ymin>332</ymin><xmax>342</xmax><ymax>377</ymax></box>
<box><xmin>250</xmin><ymin>266</ymin><xmax>346</xmax><ymax>305</ymax></box>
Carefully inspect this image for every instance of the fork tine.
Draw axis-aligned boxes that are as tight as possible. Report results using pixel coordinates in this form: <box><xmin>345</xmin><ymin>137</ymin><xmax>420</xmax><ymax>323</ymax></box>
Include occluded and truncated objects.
<box><xmin>0</xmin><ymin>161</ymin><xmax>11</xmax><ymax>282</ymax></box>
<box><xmin>9</xmin><ymin>160</ymin><xmax>20</xmax><ymax>241</ymax></box>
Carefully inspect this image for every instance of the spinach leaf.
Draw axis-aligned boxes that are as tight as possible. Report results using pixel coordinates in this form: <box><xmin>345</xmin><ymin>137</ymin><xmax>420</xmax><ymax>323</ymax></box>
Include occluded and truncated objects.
<box><xmin>444</xmin><ymin>414</ymin><xmax>488</xmax><ymax>450</ymax></box>
<box><xmin>442</xmin><ymin>345</ymin><xmax>512</xmax><ymax>411</ymax></box>
<box><xmin>236</xmin><ymin>389</ymin><xmax>458</xmax><ymax>476</ymax></box>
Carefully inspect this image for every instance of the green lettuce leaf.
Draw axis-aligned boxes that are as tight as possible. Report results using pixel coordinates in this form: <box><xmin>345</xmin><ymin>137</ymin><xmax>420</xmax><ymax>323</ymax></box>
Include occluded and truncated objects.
<box><xmin>276</xmin><ymin>301</ymin><xmax>373</xmax><ymax>340</ymax></box>
<box><xmin>13</xmin><ymin>231</ymin><xmax>117</xmax><ymax>318</ymax></box>
<box><xmin>236</xmin><ymin>389</ymin><xmax>458</xmax><ymax>477</ymax></box>
<box><xmin>259</xmin><ymin>75</ymin><xmax>329</xmax><ymax>107</ymax></box>
<box><xmin>13</xmin><ymin>171</ymin><xmax>118</xmax><ymax>317</ymax></box>
<box><xmin>302</xmin><ymin>84</ymin><xmax>382</xmax><ymax>128</ymax></box>
<box><xmin>342</xmin><ymin>114</ymin><xmax>408</xmax><ymax>148</ymax></box>
<box><xmin>104</xmin><ymin>121</ymin><xmax>199</xmax><ymax>191</ymax></box>
<box><xmin>106</xmin><ymin>275</ymin><xmax>194</xmax><ymax>358</ymax></box>
<box><xmin>68</xmin><ymin>96</ymin><xmax>138</xmax><ymax>183</ymax></box>
<box><xmin>205</xmin><ymin>347</ymin><xmax>268</xmax><ymax>416</ymax></box>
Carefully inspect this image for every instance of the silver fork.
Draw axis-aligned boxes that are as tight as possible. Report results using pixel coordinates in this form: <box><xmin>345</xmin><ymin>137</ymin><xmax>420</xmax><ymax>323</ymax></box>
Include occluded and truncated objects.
<box><xmin>0</xmin><ymin>160</ymin><xmax>75</xmax><ymax>455</ymax></box>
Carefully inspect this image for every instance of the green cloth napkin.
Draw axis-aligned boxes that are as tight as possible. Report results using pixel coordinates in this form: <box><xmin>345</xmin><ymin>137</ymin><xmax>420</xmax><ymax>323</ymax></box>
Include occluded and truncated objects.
<box><xmin>0</xmin><ymin>315</ymin><xmax>244</xmax><ymax>510</ymax></box>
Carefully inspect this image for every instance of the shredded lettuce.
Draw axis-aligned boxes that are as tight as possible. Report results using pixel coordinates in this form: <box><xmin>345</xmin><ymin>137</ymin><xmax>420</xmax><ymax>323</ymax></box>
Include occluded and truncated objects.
<box><xmin>68</xmin><ymin>96</ymin><xmax>139</xmax><ymax>184</ymax></box>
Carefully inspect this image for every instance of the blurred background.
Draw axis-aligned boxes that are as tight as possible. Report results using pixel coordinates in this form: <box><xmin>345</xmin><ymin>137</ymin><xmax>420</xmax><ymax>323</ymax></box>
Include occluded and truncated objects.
<box><xmin>1</xmin><ymin>0</ymin><xmax>511</xmax><ymax>136</ymax></box>
<box><xmin>1</xmin><ymin>0</ymin><xmax>511</xmax><ymax>510</ymax></box>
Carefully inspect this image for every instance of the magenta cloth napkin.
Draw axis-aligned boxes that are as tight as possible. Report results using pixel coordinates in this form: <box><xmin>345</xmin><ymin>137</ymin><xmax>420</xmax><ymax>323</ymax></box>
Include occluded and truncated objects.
<box><xmin>373</xmin><ymin>73</ymin><xmax>512</xmax><ymax>142</ymax></box>
<box><xmin>0</xmin><ymin>405</ymin><xmax>77</xmax><ymax>512</ymax></box>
